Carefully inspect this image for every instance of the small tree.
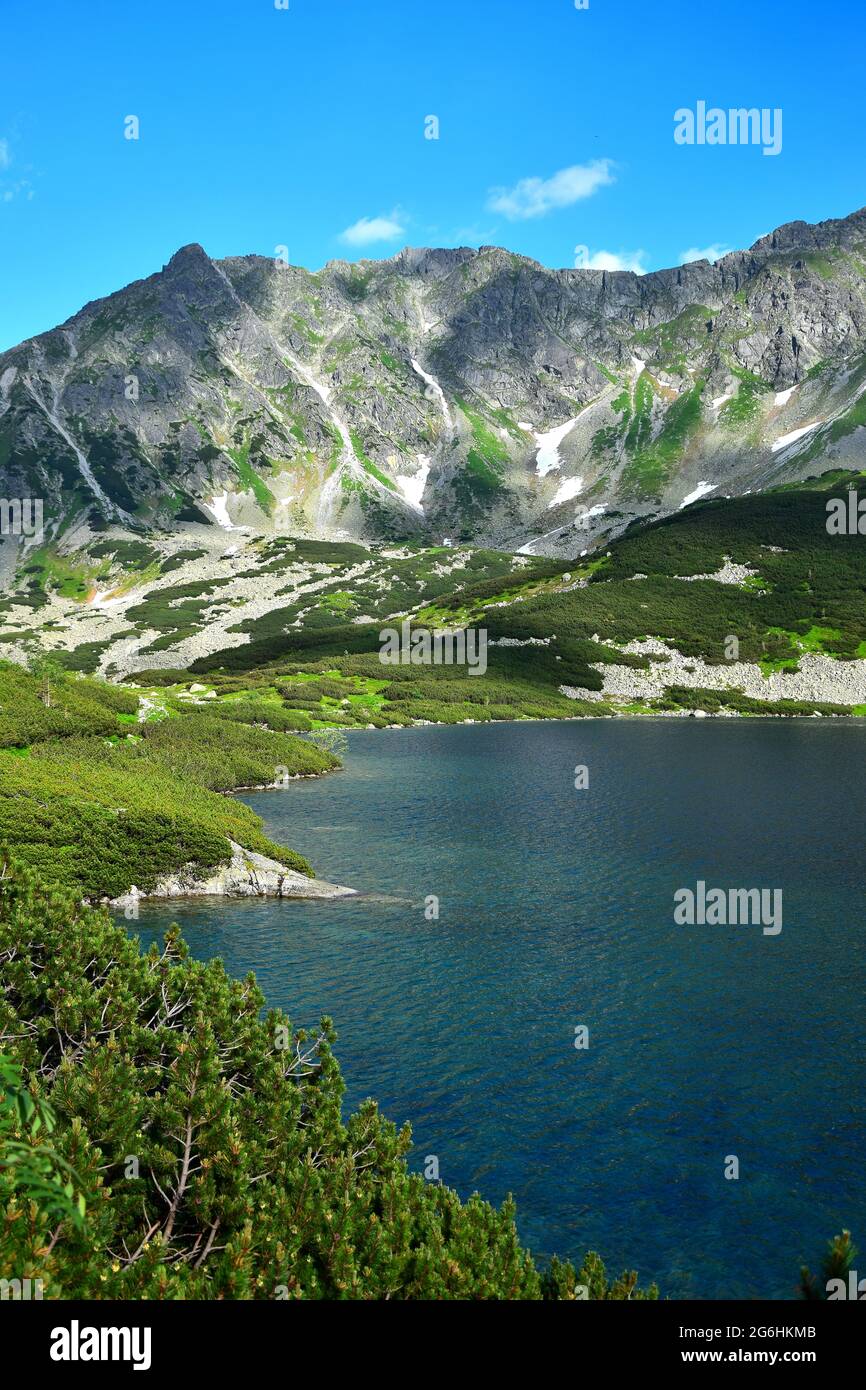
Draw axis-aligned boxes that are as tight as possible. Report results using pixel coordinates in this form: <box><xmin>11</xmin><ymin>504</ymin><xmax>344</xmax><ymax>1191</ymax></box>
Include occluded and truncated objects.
<box><xmin>306</xmin><ymin>726</ymin><xmax>349</xmax><ymax>757</ymax></box>
<box><xmin>27</xmin><ymin>655</ymin><xmax>66</xmax><ymax>710</ymax></box>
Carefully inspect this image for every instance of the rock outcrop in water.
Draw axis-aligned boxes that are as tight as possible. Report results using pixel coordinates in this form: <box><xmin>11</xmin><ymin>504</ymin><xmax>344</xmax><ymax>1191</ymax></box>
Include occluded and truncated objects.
<box><xmin>111</xmin><ymin>839</ymin><xmax>355</xmax><ymax>908</ymax></box>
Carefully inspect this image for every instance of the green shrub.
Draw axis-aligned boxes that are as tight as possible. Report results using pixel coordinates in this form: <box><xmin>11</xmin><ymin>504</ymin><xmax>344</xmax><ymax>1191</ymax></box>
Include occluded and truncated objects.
<box><xmin>0</xmin><ymin>859</ymin><xmax>657</xmax><ymax>1300</ymax></box>
<box><xmin>136</xmin><ymin>714</ymin><xmax>334</xmax><ymax>790</ymax></box>
<box><xmin>196</xmin><ymin>700</ymin><xmax>313</xmax><ymax>733</ymax></box>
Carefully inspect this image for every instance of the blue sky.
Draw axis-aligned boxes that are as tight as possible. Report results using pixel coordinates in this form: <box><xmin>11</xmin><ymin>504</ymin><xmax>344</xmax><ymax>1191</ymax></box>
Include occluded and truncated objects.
<box><xmin>1</xmin><ymin>0</ymin><xmax>863</xmax><ymax>350</ymax></box>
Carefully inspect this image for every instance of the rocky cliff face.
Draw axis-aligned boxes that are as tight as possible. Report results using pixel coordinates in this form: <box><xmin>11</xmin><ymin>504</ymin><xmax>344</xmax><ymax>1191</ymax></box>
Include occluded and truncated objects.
<box><xmin>1</xmin><ymin>205</ymin><xmax>865</xmax><ymax>566</ymax></box>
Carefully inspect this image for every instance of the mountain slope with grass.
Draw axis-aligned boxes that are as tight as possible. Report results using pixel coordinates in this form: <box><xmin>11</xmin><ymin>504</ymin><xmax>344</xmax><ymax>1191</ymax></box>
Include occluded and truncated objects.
<box><xmin>0</xmin><ymin>537</ymin><xmax>566</xmax><ymax>678</ymax></box>
<box><xmin>103</xmin><ymin>473</ymin><xmax>866</xmax><ymax>722</ymax></box>
<box><xmin>2</xmin><ymin>472</ymin><xmax>864</xmax><ymax>724</ymax></box>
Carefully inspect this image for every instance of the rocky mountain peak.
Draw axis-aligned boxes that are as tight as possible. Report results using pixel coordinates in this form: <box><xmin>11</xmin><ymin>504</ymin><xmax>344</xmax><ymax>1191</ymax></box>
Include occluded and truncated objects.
<box><xmin>0</xmin><ymin>204</ymin><xmax>864</xmax><ymax>565</ymax></box>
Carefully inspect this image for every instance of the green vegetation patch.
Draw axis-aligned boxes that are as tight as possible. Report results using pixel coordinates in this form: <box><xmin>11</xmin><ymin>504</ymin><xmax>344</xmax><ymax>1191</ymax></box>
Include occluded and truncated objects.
<box><xmin>0</xmin><ymin>664</ymin><xmax>336</xmax><ymax>898</ymax></box>
<box><xmin>487</xmin><ymin>487</ymin><xmax>866</xmax><ymax>669</ymax></box>
<box><xmin>456</xmin><ymin>397</ymin><xmax>509</xmax><ymax>471</ymax></box>
<box><xmin>719</xmin><ymin>367</ymin><xmax>773</xmax><ymax>429</ymax></box>
<box><xmin>227</xmin><ymin>437</ymin><xmax>277</xmax><ymax>515</ymax></box>
<box><xmin>633</xmin><ymin>304</ymin><xmax>712</xmax><ymax>373</ymax></box>
<box><xmin>0</xmin><ymin>661</ymin><xmax>139</xmax><ymax>748</ymax></box>
<box><xmin>623</xmin><ymin>378</ymin><xmax>705</xmax><ymax>497</ymax></box>
<box><xmin>349</xmin><ymin>429</ymin><xmax>396</xmax><ymax>491</ymax></box>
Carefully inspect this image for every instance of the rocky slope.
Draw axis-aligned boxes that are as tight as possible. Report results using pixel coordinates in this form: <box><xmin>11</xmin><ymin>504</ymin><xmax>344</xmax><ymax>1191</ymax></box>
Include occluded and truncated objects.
<box><xmin>2</xmin><ymin>204</ymin><xmax>866</xmax><ymax>579</ymax></box>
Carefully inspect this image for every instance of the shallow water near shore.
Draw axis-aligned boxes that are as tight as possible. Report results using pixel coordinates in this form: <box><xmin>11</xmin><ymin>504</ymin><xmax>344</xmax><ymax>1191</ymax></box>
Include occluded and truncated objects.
<box><xmin>133</xmin><ymin>719</ymin><xmax>866</xmax><ymax>1299</ymax></box>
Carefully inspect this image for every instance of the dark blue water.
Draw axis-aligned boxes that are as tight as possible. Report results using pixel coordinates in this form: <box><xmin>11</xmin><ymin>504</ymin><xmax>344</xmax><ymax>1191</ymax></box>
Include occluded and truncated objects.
<box><xmin>132</xmin><ymin>720</ymin><xmax>866</xmax><ymax>1299</ymax></box>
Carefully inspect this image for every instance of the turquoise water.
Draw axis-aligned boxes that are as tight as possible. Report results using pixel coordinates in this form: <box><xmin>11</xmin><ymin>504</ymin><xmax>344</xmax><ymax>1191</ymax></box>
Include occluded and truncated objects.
<box><xmin>133</xmin><ymin>720</ymin><xmax>866</xmax><ymax>1299</ymax></box>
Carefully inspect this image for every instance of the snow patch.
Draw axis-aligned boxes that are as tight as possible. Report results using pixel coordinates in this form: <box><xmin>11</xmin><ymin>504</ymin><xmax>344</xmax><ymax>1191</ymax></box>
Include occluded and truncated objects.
<box><xmin>90</xmin><ymin>589</ymin><xmax>125</xmax><ymax>609</ymax></box>
<box><xmin>517</xmin><ymin>506</ymin><xmax>603</xmax><ymax>554</ymax></box>
<box><xmin>535</xmin><ymin>418</ymin><xmax>579</xmax><ymax>476</ymax></box>
<box><xmin>774</xmin><ymin>386</ymin><xmax>797</xmax><ymax>407</ymax></box>
<box><xmin>411</xmin><ymin>359</ymin><xmax>453</xmax><ymax>431</ymax></box>
<box><xmin>205</xmin><ymin>492</ymin><xmax>236</xmax><ymax>530</ymax></box>
<box><xmin>395</xmin><ymin>455</ymin><xmax>430</xmax><ymax>512</ymax></box>
<box><xmin>771</xmin><ymin>422</ymin><xmax>822</xmax><ymax>453</ymax></box>
<box><xmin>548</xmin><ymin>475</ymin><xmax>584</xmax><ymax>508</ymax></box>
<box><xmin>679</xmin><ymin>482</ymin><xmax>717</xmax><ymax>509</ymax></box>
<box><xmin>517</xmin><ymin>524</ymin><xmax>567</xmax><ymax>555</ymax></box>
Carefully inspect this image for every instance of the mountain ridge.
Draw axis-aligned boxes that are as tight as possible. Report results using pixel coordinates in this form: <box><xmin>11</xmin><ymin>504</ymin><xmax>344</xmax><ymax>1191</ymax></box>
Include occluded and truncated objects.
<box><xmin>14</xmin><ymin>200</ymin><xmax>866</xmax><ymax>346</ymax></box>
<box><xmin>1</xmin><ymin>202</ymin><xmax>865</xmax><ymax>578</ymax></box>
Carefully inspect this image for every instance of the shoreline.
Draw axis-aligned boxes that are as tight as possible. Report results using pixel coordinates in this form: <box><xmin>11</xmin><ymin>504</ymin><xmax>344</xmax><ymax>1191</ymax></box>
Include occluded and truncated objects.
<box><xmin>109</xmin><ymin>837</ymin><xmax>356</xmax><ymax>912</ymax></box>
<box><xmin>110</xmin><ymin>706</ymin><xmax>866</xmax><ymax>911</ymax></box>
<box><xmin>333</xmin><ymin>709</ymin><xmax>866</xmax><ymax>730</ymax></box>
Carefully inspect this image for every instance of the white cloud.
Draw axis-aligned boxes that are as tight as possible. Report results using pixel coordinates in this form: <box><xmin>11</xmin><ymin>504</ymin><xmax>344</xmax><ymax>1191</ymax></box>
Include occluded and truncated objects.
<box><xmin>487</xmin><ymin>160</ymin><xmax>614</xmax><ymax>221</ymax></box>
<box><xmin>0</xmin><ymin>137</ymin><xmax>34</xmax><ymax>204</ymax></box>
<box><xmin>339</xmin><ymin>212</ymin><xmax>406</xmax><ymax>247</ymax></box>
<box><xmin>680</xmin><ymin>243</ymin><xmax>731</xmax><ymax>265</ymax></box>
<box><xmin>577</xmin><ymin>249</ymin><xmax>649</xmax><ymax>275</ymax></box>
<box><xmin>1</xmin><ymin>180</ymin><xmax>32</xmax><ymax>205</ymax></box>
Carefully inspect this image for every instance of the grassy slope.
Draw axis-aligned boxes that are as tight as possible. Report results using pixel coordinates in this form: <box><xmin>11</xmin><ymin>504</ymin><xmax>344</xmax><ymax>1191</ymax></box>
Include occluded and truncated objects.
<box><xmin>0</xmin><ymin>664</ymin><xmax>337</xmax><ymax>898</ymax></box>
<box><xmin>131</xmin><ymin>474</ymin><xmax>866</xmax><ymax>724</ymax></box>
